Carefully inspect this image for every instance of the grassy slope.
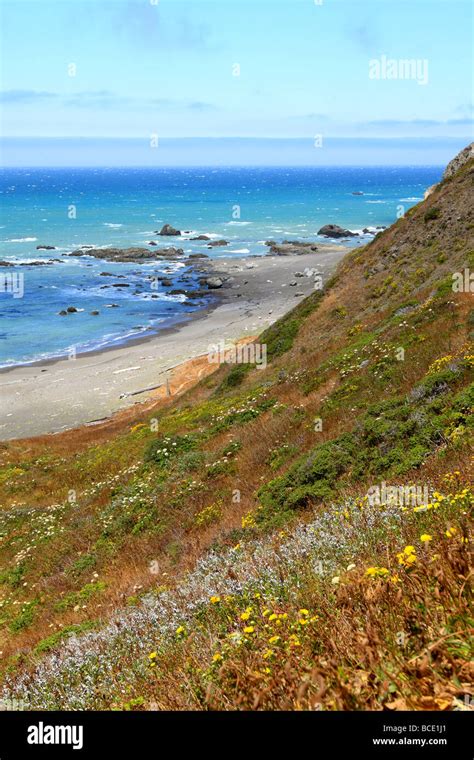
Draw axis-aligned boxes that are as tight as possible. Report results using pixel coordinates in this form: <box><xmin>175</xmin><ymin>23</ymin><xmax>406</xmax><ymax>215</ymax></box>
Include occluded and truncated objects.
<box><xmin>0</xmin><ymin>159</ymin><xmax>472</xmax><ymax>710</ymax></box>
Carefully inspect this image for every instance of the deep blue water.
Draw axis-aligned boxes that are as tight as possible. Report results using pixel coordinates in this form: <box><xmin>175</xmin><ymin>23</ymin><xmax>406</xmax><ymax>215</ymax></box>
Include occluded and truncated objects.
<box><xmin>0</xmin><ymin>166</ymin><xmax>442</xmax><ymax>367</ymax></box>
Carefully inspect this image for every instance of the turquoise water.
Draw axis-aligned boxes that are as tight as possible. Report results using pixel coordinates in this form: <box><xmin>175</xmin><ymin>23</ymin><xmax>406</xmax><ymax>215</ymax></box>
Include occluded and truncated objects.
<box><xmin>0</xmin><ymin>166</ymin><xmax>442</xmax><ymax>367</ymax></box>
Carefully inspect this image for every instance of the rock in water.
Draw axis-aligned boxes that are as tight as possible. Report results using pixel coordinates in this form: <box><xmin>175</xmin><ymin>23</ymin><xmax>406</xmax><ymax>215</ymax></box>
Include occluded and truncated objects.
<box><xmin>207</xmin><ymin>240</ymin><xmax>228</xmax><ymax>247</ymax></box>
<box><xmin>70</xmin><ymin>247</ymin><xmax>183</xmax><ymax>262</ymax></box>
<box><xmin>158</xmin><ymin>224</ymin><xmax>181</xmax><ymax>236</ymax></box>
<box><xmin>317</xmin><ymin>225</ymin><xmax>357</xmax><ymax>238</ymax></box>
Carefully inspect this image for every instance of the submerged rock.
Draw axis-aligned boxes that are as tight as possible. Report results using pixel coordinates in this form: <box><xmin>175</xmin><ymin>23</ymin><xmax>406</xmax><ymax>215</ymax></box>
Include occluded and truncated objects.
<box><xmin>207</xmin><ymin>240</ymin><xmax>228</xmax><ymax>247</ymax></box>
<box><xmin>70</xmin><ymin>247</ymin><xmax>184</xmax><ymax>262</ymax></box>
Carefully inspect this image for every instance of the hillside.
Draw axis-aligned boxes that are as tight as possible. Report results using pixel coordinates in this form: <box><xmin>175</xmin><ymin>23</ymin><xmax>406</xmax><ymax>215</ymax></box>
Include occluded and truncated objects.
<box><xmin>0</xmin><ymin>149</ymin><xmax>472</xmax><ymax>711</ymax></box>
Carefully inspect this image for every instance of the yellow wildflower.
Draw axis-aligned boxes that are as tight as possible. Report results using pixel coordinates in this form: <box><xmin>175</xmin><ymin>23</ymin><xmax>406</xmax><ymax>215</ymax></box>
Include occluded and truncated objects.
<box><xmin>244</xmin><ymin>626</ymin><xmax>255</xmax><ymax>634</ymax></box>
<box><xmin>365</xmin><ymin>566</ymin><xmax>389</xmax><ymax>577</ymax></box>
<box><xmin>397</xmin><ymin>545</ymin><xmax>417</xmax><ymax>567</ymax></box>
<box><xmin>420</xmin><ymin>534</ymin><xmax>432</xmax><ymax>542</ymax></box>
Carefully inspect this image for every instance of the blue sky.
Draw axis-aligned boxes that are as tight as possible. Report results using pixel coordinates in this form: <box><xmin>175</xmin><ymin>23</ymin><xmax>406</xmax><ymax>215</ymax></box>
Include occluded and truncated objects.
<box><xmin>0</xmin><ymin>0</ymin><xmax>472</xmax><ymax>164</ymax></box>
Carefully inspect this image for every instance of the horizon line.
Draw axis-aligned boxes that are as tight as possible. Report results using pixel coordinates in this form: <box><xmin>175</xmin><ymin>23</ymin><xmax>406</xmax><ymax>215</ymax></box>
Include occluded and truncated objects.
<box><xmin>0</xmin><ymin>163</ymin><xmax>446</xmax><ymax>169</ymax></box>
<box><xmin>1</xmin><ymin>135</ymin><xmax>471</xmax><ymax>142</ymax></box>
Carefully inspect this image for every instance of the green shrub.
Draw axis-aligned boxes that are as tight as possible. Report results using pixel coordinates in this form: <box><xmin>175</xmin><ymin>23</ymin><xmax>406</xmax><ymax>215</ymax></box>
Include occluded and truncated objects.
<box><xmin>144</xmin><ymin>434</ymin><xmax>199</xmax><ymax>467</ymax></box>
<box><xmin>424</xmin><ymin>207</ymin><xmax>440</xmax><ymax>222</ymax></box>
<box><xmin>0</xmin><ymin>563</ymin><xmax>25</xmax><ymax>589</ymax></box>
<box><xmin>219</xmin><ymin>363</ymin><xmax>250</xmax><ymax>391</ymax></box>
<box><xmin>10</xmin><ymin>599</ymin><xmax>39</xmax><ymax>633</ymax></box>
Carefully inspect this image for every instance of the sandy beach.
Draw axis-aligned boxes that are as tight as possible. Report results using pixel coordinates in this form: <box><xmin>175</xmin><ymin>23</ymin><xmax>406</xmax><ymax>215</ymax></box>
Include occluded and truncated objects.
<box><xmin>0</xmin><ymin>244</ymin><xmax>347</xmax><ymax>440</ymax></box>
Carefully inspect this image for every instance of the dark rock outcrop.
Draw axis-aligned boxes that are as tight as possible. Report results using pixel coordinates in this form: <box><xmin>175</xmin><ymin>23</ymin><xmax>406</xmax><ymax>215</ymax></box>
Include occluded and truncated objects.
<box><xmin>318</xmin><ymin>225</ymin><xmax>357</xmax><ymax>238</ymax></box>
<box><xmin>207</xmin><ymin>240</ymin><xmax>228</xmax><ymax>248</ymax></box>
<box><xmin>70</xmin><ymin>247</ymin><xmax>184</xmax><ymax>262</ymax></box>
<box><xmin>1</xmin><ymin>259</ymin><xmax>60</xmax><ymax>267</ymax></box>
<box><xmin>158</xmin><ymin>224</ymin><xmax>181</xmax><ymax>237</ymax></box>
<box><xmin>266</xmin><ymin>241</ymin><xmax>319</xmax><ymax>256</ymax></box>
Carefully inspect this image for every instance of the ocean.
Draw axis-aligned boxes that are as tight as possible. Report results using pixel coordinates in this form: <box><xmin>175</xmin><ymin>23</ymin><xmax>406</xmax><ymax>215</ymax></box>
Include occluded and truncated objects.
<box><xmin>0</xmin><ymin>165</ymin><xmax>442</xmax><ymax>368</ymax></box>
